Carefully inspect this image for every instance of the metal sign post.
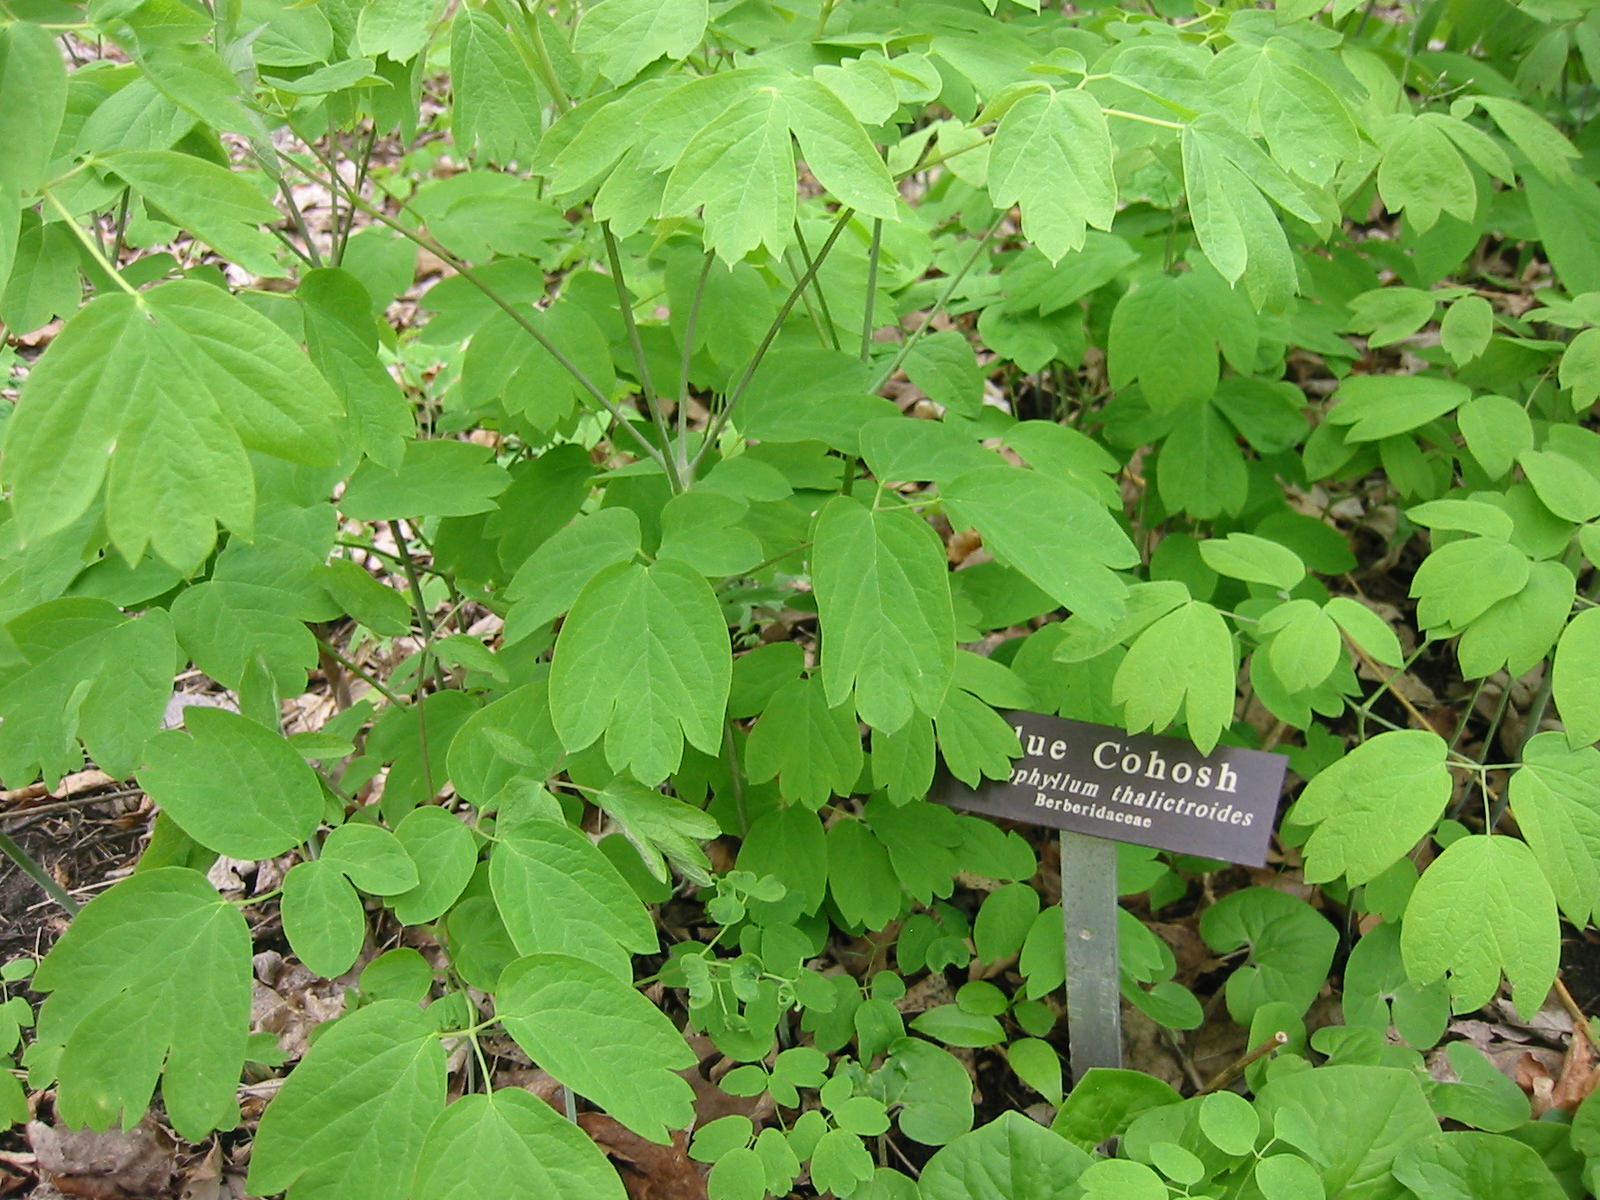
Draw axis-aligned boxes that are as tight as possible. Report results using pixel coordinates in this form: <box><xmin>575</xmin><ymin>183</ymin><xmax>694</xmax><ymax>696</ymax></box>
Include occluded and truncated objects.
<box><xmin>1060</xmin><ymin>831</ymin><xmax>1122</xmax><ymax>1080</ymax></box>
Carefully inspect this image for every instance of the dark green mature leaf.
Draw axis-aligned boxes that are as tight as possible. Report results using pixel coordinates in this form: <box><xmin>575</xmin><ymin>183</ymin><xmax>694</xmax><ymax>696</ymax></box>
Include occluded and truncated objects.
<box><xmin>341</xmin><ymin>439</ymin><xmax>511</xmax><ymax>519</ymax></box>
<box><xmin>1256</xmin><ymin>1066</ymin><xmax>1437</xmax><ymax>1200</ymax></box>
<box><xmin>943</xmin><ymin>466</ymin><xmax>1136</xmax><ymax>628</ymax></box>
<box><xmin>813</xmin><ymin>497</ymin><xmax>954</xmax><ymax>734</ymax></box>
<box><xmin>828</xmin><ymin>818</ymin><xmax>900</xmax><ymax>930</ymax></box>
<box><xmin>1293</xmin><ymin>731</ymin><xmax>1451</xmax><ymax>885</ymax></box>
<box><xmin>1402</xmin><ymin>834</ymin><xmax>1559</xmax><ymax>1017</ymax></box>
<box><xmin>1051</xmin><ymin>1069</ymin><xmax>1181</xmax><ymax>1151</ymax></box>
<box><xmin>31</xmin><ymin>869</ymin><xmax>250</xmax><ymax>1141</ymax></box>
<box><xmin>498</xmin><ymin>952</ymin><xmax>696</xmax><ymax>1143</ymax></box>
<box><xmin>883</xmin><ymin>1037</ymin><xmax>975</xmax><ymax>1146</ymax></box>
<box><xmin>413</xmin><ymin>1088</ymin><xmax>627</xmax><ymax>1200</ymax></box>
<box><xmin>2</xmin><ymin>282</ymin><xmax>342</xmax><ymax>571</ymax></box>
<box><xmin>1199</xmin><ymin>887</ymin><xmax>1338</xmax><ymax>1023</ymax></box>
<box><xmin>249</xmin><ymin>1000</ymin><xmax>447</xmax><ymax>1200</ymax></box>
<box><xmin>549</xmin><ymin>558</ymin><xmax>731</xmax><ymax>785</ymax></box>
<box><xmin>0</xmin><ymin>599</ymin><xmax>174</xmax><ymax>788</ymax></box>
<box><xmin>139</xmin><ymin>706</ymin><xmax>323</xmax><ymax>859</ymax></box>
<box><xmin>920</xmin><ymin>1110</ymin><xmax>1092</xmax><ymax>1200</ymax></box>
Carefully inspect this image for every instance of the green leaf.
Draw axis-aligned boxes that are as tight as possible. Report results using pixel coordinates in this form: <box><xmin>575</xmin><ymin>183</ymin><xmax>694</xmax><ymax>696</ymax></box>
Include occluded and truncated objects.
<box><xmin>504</xmin><ymin>508</ymin><xmax>640</xmax><ymax>641</ymax></box>
<box><xmin>1559</xmin><ymin>327</ymin><xmax>1600</xmax><ymax>410</ymax></box>
<box><xmin>974</xmin><ymin>881</ymin><xmax>1041</xmax><ymax>965</ymax></box>
<box><xmin>1292</xmin><ymin>730</ymin><xmax>1449</xmax><ymax>885</ymax></box>
<box><xmin>342</xmin><ymin>439</ymin><xmax>511</xmax><ymax>520</ymax></box>
<box><xmin>281</xmin><ymin>859</ymin><xmax>366</xmax><ymax>978</ymax></box>
<box><xmin>1378</xmin><ymin>114</ymin><xmax>1476</xmax><ymax>232</ymax></box>
<box><xmin>1393</xmin><ymin>1131</ymin><xmax>1566</xmax><ymax>1200</ymax></box>
<box><xmin>3</xmin><ymin>282</ymin><xmax>342</xmax><ymax>571</ymax></box>
<box><xmin>248</xmin><ymin>1000</ymin><xmax>447</xmax><ymax>1200</ymax></box>
<box><xmin>1520</xmin><ymin>449</ymin><xmax>1600</xmax><ymax>522</ymax></box>
<box><xmin>0</xmin><ymin>600</ymin><xmax>174</xmax><ymax>788</ymax></box>
<box><xmin>356</xmin><ymin>0</ymin><xmax>444</xmax><ymax>61</ymax></box>
<box><xmin>575</xmin><ymin>0</ymin><xmax>707</xmax><ymax>84</ymax></box>
<box><xmin>1199</xmin><ymin>887</ymin><xmax>1338</xmax><ymax>1023</ymax></box>
<box><xmin>593</xmin><ymin>775</ymin><xmax>719</xmax><ymax>885</ymax></box>
<box><xmin>1181</xmin><ymin>116</ymin><xmax>1299</xmax><ymax>310</ymax></box>
<box><xmin>138</xmin><ymin>706</ymin><xmax>323</xmax><ymax>859</ymax></box>
<box><xmin>299</xmin><ymin>269</ymin><xmax>412</xmax><ymax>471</ymax></box>
<box><xmin>902</xmin><ymin>331</ymin><xmax>985</xmax><ymax>419</ymax></box>
<box><xmin>1555</xmin><ymin>608</ymin><xmax>1600</xmax><ymax>748</ymax></box>
<box><xmin>1112</xmin><ymin>600</ymin><xmax>1234</xmax><ymax>754</ymax></box>
<box><xmin>450</xmin><ymin>9</ymin><xmax>545</xmax><ymax>164</ymax></box>
<box><xmin>943</xmin><ymin>466</ymin><xmax>1136</xmax><ymax>628</ymax></box>
<box><xmin>497</xmin><ymin>952</ymin><xmax>696</xmax><ymax>1143</ymax></box>
<box><xmin>1157</xmin><ymin>401</ymin><xmax>1249</xmax><ymax>520</ymax></box>
<box><xmin>489</xmin><ymin>818</ymin><xmax>657</xmax><ymax>979</ymax></box>
<box><xmin>446</xmin><ymin>677</ymin><xmax>562</xmax><ymax>806</ymax></box>
<box><xmin>172</xmin><ymin>580</ymin><xmax>319</xmax><ymax>695</ymax></box>
<box><xmin>661</xmin><ymin>83</ymin><xmax>793</xmax><ymax>263</ymax></box>
<box><xmin>781</xmin><ymin>77</ymin><xmax>900</xmax><ymax>221</ymax></box>
<box><xmin>656</xmin><ymin>490</ymin><xmax>762</xmax><ymax>577</ymax></box>
<box><xmin>412</xmin><ymin>1088</ymin><xmax>626</xmax><ymax>1200</ymax></box>
<box><xmin>321</xmin><ymin>558</ymin><xmax>413</xmax><ymax>637</ymax></box>
<box><xmin>1199</xmin><ymin>533</ymin><xmax>1305</xmax><ymax>590</ymax></box>
<box><xmin>813</xmin><ymin>497</ymin><xmax>954</xmax><ymax>734</ymax></box>
<box><xmin>460</xmin><ymin>300</ymin><xmax>613</xmax><ymax>429</ymax></box>
<box><xmin>1006</xmin><ymin>1038</ymin><xmax>1062</xmax><ymax>1106</ymax></box>
<box><xmin>1260</xmin><ymin>600</ymin><xmax>1341</xmax><ymax>694</ymax></box>
<box><xmin>910</xmin><ymin>1005</ymin><xmax>1005</xmax><ymax>1048</ymax></box>
<box><xmin>1441</xmin><ymin>295</ymin><xmax>1495</xmax><ymax>366</ymax></box>
<box><xmin>1199</xmin><ymin>1091</ymin><xmax>1260</xmax><ymax>1156</ymax></box>
<box><xmin>1077</xmin><ymin>1159</ymin><xmax>1166</xmax><ymax>1200</ymax></box>
<box><xmin>1324</xmin><ymin>375</ymin><xmax>1470</xmax><ymax>442</ymax></box>
<box><xmin>988</xmin><ymin>89</ymin><xmax>1115</xmax><ymax>263</ymax></box>
<box><xmin>920</xmin><ymin>1110</ymin><xmax>1092</xmax><ymax>1200</ymax></box>
<box><xmin>934</xmin><ymin>688</ymin><xmax>1022</xmax><ymax>787</ymax></box>
<box><xmin>1401</xmin><ymin>834</ymin><xmax>1558</xmax><ymax>1017</ymax></box>
<box><xmin>742</xmin><ymin>671</ymin><xmax>862</xmax><ymax>809</ymax></box>
<box><xmin>31</xmin><ymin>868</ymin><xmax>249</xmax><ymax>1141</ymax></box>
<box><xmin>1458</xmin><ymin>560</ymin><xmax>1574</xmax><ymax>680</ymax></box>
<box><xmin>101</xmin><ymin>150</ymin><xmax>284</xmax><ymax>277</ymax></box>
<box><xmin>1051</xmin><ymin>1068</ymin><xmax>1181</xmax><ymax>1150</ymax></box>
<box><xmin>827</xmin><ymin>818</ymin><xmax>901</xmax><ymax>929</ymax></box>
<box><xmin>1411</xmin><ymin>537</ymin><xmax>1531</xmax><ymax>633</ymax></box>
<box><xmin>389</xmin><ymin>805</ymin><xmax>478</xmax><ymax>925</ymax></box>
<box><xmin>1512</xmin><ymin>732</ymin><xmax>1600</xmax><ymax>927</ymax></box>
<box><xmin>0</xmin><ymin>22</ymin><xmax>68</xmax><ymax>195</ymax></box>
<box><xmin>1254</xmin><ymin>1153</ymin><xmax>1327</xmax><ymax>1200</ymax></box>
<box><xmin>321</xmin><ymin>823</ymin><xmax>419</xmax><ymax>895</ymax></box>
<box><xmin>1257</xmin><ymin>1066</ymin><xmax>1436</xmax><ymax>1200</ymax></box>
<box><xmin>1458</xmin><ymin>394</ymin><xmax>1534</xmax><ymax>478</ymax></box>
<box><xmin>550</xmin><ymin>559</ymin><xmax>731</xmax><ymax>785</ymax></box>
<box><xmin>1345</xmin><ymin>287</ymin><xmax>1437</xmax><ymax>348</ymax></box>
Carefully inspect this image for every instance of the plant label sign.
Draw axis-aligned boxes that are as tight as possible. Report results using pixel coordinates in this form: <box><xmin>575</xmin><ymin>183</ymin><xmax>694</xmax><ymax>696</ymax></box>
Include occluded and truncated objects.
<box><xmin>931</xmin><ymin>710</ymin><xmax>1290</xmax><ymax>866</ymax></box>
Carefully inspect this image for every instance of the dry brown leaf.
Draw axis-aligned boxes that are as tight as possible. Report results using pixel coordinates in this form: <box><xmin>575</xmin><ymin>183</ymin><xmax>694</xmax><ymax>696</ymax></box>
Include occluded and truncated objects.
<box><xmin>577</xmin><ymin>1113</ymin><xmax>707</xmax><ymax>1200</ymax></box>
<box><xmin>29</xmin><ymin>1119</ymin><xmax>173</xmax><ymax>1199</ymax></box>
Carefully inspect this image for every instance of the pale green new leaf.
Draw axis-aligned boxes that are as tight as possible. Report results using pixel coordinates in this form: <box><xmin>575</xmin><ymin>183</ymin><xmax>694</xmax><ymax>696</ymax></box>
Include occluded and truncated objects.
<box><xmin>781</xmin><ymin>77</ymin><xmax>899</xmax><ymax>220</ymax></box>
<box><xmin>1458</xmin><ymin>395</ymin><xmax>1534</xmax><ymax>478</ymax></box>
<box><xmin>1198</xmin><ymin>533</ymin><xmax>1304</xmax><ymax>590</ymax></box>
<box><xmin>988</xmin><ymin>88</ymin><xmax>1115</xmax><ymax>263</ymax></box>
<box><xmin>356</xmin><ymin>0</ymin><xmax>445</xmax><ymax>61</ymax></box>
<box><xmin>321</xmin><ymin>823</ymin><xmax>419</xmax><ymax>895</ymax></box>
<box><xmin>943</xmin><ymin>466</ymin><xmax>1137</xmax><ymax>628</ymax></box>
<box><xmin>138</xmin><ymin>706</ymin><xmax>323</xmax><ymax>859</ymax></box>
<box><xmin>1560</xmin><ymin>328</ymin><xmax>1600</xmax><ymax>410</ymax></box>
<box><xmin>661</xmin><ymin>81</ymin><xmax>793</xmax><ymax>262</ymax></box>
<box><xmin>1111</xmin><ymin>601</ymin><xmax>1234</xmax><ymax>754</ymax></box>
<box><xmin>1401</xmin><ymin>835</ymin><xmax>1558</xmax><ymax>1017</ymax></box>
<box><xmin>1440</xmin><ymin>295</ymin><xmax>1494</xmax><ymax>366</ymax></box>
<box><xmin>497</xmin><ymin>953</ymin><xmax>697</xmax><ymax>1143</ymax></box>
<box><xmin>450</xmin><ymin>9</ymin><xmax>545</xmax><ymax>164</ymax></box>
<box><xmin>0</xmin><ymin>22</ymin><xmax>67</xmax><ymax>195</ymax></box>
<box><xmin>1555</xmin><ymin>609</ymin><xmax>1600</xmax><ymax>748</ymax></box>
<box><xmin>1293</xmin><ymin>730</ymin><xmax>1450</xmax><ymax>885</ymax></box>
<box><xmin>1512</xmin><ymin>732</ymin><xmax>1600</xmax><ymax>928</ymax></box>
<box><xmin>4</xmin><ymin>282</ymin><xmax>341</xmax><ymax>570</ymax></box>
<box><xmin>1474</xmin><ymin>97</ymin><xmax>1579</xmax><ymax>181</ymax></box>
<box><xmin>489</xmin><ymin>819</ymin><xmax>657</xmax><ymax>979</ymax></box>
<box><xmin>299</xmin><ymin>268</ymin><xmax>411</xmax><ymax>471</ymax></box>
<box><xmin>1324</xmin><ymin>375</ymin><xmax>1470</xmax><ymax>442</ymax></box>
<box><xmin>1411</xmin><ymin>537</ymin><xmax>1531</xmax><ymax>632</ymax></box>
<box><xmin>248</xmin><ymin>1000</ymin><xmax>447</xmax><ymax>1200</ymax></box>
<box><xmin>549</xmin><ymin>559</ymin><xmax>731</xmax><ymax>785</ymax></box>
<box><xmin>1264</xmin><ymin>601</ymin><xmax>1342</xmax><ymax>694</ymax></box>
<box><xmin>389</xmin><ymin>806</ymin><xmax>478</xmax><ymax>925</ymax></box>
<box><xmin>813</xmin><ymin>497</ymin><xmax>954</xmax><ymax>734</ymax></box>
<box><xmin>32</xmin><ymin>869</ymin><xmax>250</xmax><ymax>1141</ymax></box>
<box><xmin>413</xmin><ymin>1089</ymin><xmax>626</xmax><ymax>1200</ymax></box>
<box><xmin>576</xmin><ymin>0</ymin><xmax>707</xmax><ymax>84</ymax></box>
<box><xmin>1520</xmin><ymin>449</ymin><xmax>1600</xmax><ymax>523</ymax></box>
<box><xmin>1458</xmin><ymin>560</ymin><xmax>1574</xmax><ymax>680</ymax></box>
<box><xmin>1377</xmin><ymin>114</ymin><xmax>1476</xmax><ymax>232</ymax></box>
<box><xmin>593</xmin><ymin>775</ymin><xmax>720</xmax><ymax>886</ymax></box>
<box><xmin>101</xmin><ymin>150</ymin><xmax>284</xmax><ymax>277</ymax></box>
<box><xmin>1324</xmin><ymin>596</ymin><xmax>1404</xmax><ymax>667</ymax></box>
<box><xmin>919</xmin><ymin>1110</ymin><xmax>1092</xmax><ymax>1200</ymax></box>
<box><xmin>0</xmin><ymin>600</ymin><xmax>174</xmax><ymax>788</ymax></box>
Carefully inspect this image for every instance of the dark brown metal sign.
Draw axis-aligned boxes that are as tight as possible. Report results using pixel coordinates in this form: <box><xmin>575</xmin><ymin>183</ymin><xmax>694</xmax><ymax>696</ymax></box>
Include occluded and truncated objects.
<box><xmin>931</xmin><ymin>711</ymin><xmax>1290</xmax><ymax>866</ymax></box>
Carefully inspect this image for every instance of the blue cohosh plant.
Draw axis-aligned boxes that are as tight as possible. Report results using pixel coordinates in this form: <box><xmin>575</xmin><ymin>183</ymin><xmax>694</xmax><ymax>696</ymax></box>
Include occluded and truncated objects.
<box><xmin>3</xmin><ymin>0</ymin><xmax>1600</xmax><ymax>1194</ymax></box>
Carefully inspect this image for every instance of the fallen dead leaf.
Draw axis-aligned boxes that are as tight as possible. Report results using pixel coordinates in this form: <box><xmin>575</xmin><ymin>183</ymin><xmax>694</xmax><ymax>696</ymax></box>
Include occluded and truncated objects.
<box><xmin>29</xmin><ymin>1119</ymin><xmax>174</xmax><ymax>1198</ymax></box>
<box><xmin>577</xmin><ymin>1113</ymin><xmax>707</xmax><ymax>1200</ymax></box>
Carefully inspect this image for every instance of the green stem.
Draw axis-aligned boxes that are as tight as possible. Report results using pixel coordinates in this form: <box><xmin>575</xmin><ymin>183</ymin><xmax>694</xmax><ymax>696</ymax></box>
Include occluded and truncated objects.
<box><xmin>603</xmin><ymin>223</ymin><xmax>681</xmax><ymax>490</ymax></box>
<box><xmin>860</xmin><ymin>217</ymin><xmax>883</xmax><ymax>363</ymax></box>
<box><xmin>690</xmin><ymin>209</ymin><xmax>855</xmax><ymax>475</ymax></box>
<box><xmin>676</xmin><ymin>251</ymin><xmax>715</xmax><ymax>482</ymax></box>
<box><xmin>1101</xmin><ymin>108</ymin><xmax>1185</xmax><ymax>130</ymax></box>
<box><xmin>792</xmin><ymin>220</ymin><xmax>841</xmax><ymax>351</ymax></box>
<box><xmin>45</xmin><ymin>191</ymin><xmax>137</xmax><ymax>297</ymax></box>
<box><xmin>524</xmin><ymin>6</ymin><xmax>571</xmax><ymax>109</ymax></box>
<box><xmin>297</xmin><ymin>145</ymin><xmax>673</xmax><ymax>474</ymax></box>
<box><xmin>388</xmin><ymin>520</ymin><xmax>437</xmax><ymax>799</ymax></box>
<box><xmin>315</xmin><ymin>635</ymin><xmax>408</xmax><ymax>707</ymax></box>
<box><xmin>0</xmin><ymin>830</ymin><xmax>78</xmax><ymax>916</ymax></box>
<box><xmin>869</xmin><ymin>210</ymin><xmax>1004</xmax><ymax>393</ymax></box>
